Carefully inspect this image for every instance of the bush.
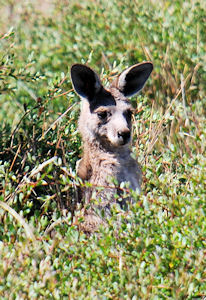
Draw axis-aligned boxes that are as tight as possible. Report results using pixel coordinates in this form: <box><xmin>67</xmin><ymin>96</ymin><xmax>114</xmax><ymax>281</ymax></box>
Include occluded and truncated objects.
<box><xmin>0</xmin><ymin>0</ymin><xmax>205</xmax><ymax>298</ymax></box>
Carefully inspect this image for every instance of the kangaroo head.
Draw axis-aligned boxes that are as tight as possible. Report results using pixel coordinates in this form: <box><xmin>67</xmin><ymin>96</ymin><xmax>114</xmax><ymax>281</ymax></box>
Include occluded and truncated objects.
<box><xmin>71</xmin><ymin>62</ymin><xmax>153</xmax><ymax>149</ymax></box>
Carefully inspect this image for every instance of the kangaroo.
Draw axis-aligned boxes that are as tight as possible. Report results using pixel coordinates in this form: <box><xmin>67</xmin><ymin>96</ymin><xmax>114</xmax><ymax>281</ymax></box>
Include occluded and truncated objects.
<box><xmin>70</xmin><ymin>61</ymin><xmax>153</xmax><ymax>232</ymax></box>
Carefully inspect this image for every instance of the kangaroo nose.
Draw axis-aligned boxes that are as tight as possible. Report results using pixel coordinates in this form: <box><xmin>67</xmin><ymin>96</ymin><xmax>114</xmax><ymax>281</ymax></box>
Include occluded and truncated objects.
<box><xmin>118</xmin><ymin>130</ymin><xmax>131</xmax><ymax>144</ymax></box>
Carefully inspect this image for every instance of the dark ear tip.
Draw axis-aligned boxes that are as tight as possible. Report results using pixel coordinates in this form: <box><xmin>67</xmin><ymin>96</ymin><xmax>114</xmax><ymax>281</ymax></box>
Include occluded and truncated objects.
<box><xmin>70</xmin><ymin>64</ymin><xmax>100</xmax><ymax>80</ymax></box>
<box><xmin>71</xmin><ymin>63</ymin><xmax>80</xmax><ymax>70</ymax></box>
<box><xmin>71</xmin><ymin>63</ymin><xmax>85</xmax><ymax>74</ymax></box>
<box><xmin>142</xmin><ymin>61</ymin><xmax>153</xmax><ymax>72</ymax></box>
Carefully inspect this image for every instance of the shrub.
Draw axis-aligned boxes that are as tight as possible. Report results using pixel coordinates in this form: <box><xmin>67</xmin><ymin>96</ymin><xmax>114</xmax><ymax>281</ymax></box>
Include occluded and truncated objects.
<box><xmin>0</xmin><ymin>0</ymin><xmax>205</xmax><ymax>298</ymax></box>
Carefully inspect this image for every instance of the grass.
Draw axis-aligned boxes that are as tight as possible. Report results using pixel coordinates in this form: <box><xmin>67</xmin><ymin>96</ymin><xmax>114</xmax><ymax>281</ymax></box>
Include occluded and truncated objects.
<box><xmin>0</xmin><ymin>0</ymin><xmax>205</xmax><ymax>298</ymax></box>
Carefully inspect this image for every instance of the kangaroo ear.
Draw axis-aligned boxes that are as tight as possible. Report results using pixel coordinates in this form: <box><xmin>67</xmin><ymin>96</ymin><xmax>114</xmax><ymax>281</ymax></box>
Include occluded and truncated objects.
<box><xmin>116</xmin><ymin>62</ymin><xmax>153</xmax><ymax>97</ymax></box>
<box><xmin>71</xmin><ymin>64</ymin><xmax>102</xmax><ymax>100</ymax></box>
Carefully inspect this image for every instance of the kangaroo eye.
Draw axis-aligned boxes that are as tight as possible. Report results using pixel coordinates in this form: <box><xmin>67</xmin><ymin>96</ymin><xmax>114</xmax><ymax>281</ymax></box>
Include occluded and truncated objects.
<box><xmin>97</xmin><ymin>111</ymin><xmax>108</xmax><ymax>120</ymax></box>
<box><xmin>125</xmin><ymin>109</ymin><xmax>132</xmax><ymax>121</ymax></box>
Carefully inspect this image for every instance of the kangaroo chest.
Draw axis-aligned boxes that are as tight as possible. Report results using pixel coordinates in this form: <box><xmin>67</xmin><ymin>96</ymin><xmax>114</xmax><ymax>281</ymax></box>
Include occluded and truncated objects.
<box><xmin>89</xmin><ymin>152</ymin><xmax>142</xmax><ymax>192</ymax></box>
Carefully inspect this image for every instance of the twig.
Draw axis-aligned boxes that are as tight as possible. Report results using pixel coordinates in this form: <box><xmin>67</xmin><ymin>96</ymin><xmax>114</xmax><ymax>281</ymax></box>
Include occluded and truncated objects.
<box><xmin>29</xmin><ymin>156</ymin><xmax>57</xmax><ymax>178</ymax></box>
<box><xmin>0</xmin><ymin>200</ymin><xmax>36</xmax><ymax>241</ymax></box>
<box><xmin>181</xmin><ymin>73</ymin><xmax>189</xmax><ymax>125</ymax></box>
<box><xmin>5</xmin><ymin>157</ymin><xmax>58</xmax><ymax>204</ymax></box>
<box><xmin>39</xmin><ymin>104</ymin><xmax>75</xmax><ymax>141</ymax></box>
<box><xmin>10</xmin><ymin>105</ymin><xmax>39</xmax><ymax>148</ymax></box>
<box><xmin>53</xmin><ymin>88</ymin><xmax>73</xmax><ymax>98</ymax></box>
<box><xmin>44</xmin><ymin>217</ymin><xmax>67</xmax><ymax>235</ymax></box>
<box><xmin>146</xmin><ymin>72</ymin><xmax>192</xmax><ymax>154</ymax></box>
<box><xmin>9</xmin><ymin>144</ymin><xmax>21</xmax><ymax>172</ymax></box>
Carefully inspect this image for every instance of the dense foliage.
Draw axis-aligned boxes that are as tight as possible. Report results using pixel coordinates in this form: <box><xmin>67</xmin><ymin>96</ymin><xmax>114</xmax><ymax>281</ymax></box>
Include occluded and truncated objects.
<box><xmin>0</xmin><ymin>0</ymin><xmax>205</xmax><ymax>298</ymax></box>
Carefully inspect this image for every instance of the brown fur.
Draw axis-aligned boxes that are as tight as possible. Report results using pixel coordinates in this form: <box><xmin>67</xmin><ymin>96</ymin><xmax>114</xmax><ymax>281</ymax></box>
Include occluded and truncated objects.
<box><xmin>71</xmin><ymin>62</ymin><xmax>153</xmax><ymax>232</ymax></box>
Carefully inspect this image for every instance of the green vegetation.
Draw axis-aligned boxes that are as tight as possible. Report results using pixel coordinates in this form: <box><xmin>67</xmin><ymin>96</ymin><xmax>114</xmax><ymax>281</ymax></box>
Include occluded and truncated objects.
<box><xmin>0</xmin><ymin>0</ymin><xmax>205</xmax><ymax>298</ymax></box>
